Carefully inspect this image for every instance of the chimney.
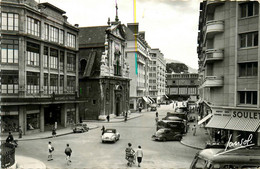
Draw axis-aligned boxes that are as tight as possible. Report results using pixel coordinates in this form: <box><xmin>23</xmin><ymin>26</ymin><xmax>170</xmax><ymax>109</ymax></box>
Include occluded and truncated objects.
<box><xmin>62</xmin><ymin>15</ymin><xmax>68</xmax><ymax>22</ymax></box>
<box><xmin>127</xmin><ymin>23</ymin><xmax>139</xmax><ymax>35</ymax></box>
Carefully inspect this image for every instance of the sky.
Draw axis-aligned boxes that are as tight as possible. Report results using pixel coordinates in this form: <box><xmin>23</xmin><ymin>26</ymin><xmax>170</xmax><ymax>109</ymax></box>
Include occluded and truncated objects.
<box><xmin>42</xmin><ymin>0</ymin><xmax>201</xmax><ymax>70</ymax></box>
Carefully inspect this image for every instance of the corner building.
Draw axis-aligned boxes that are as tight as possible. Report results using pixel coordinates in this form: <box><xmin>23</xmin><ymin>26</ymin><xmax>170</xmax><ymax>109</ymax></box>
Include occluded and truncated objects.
<box><xmin>0</xmin><ymin>0</ymin><xmax>79</xmax><ymax>135</ymax></box>
<box><xmin>198</xmin><ymin>1</ymin><xmax>260</xmax><ymax>146</ymax></box>
<box><xmin>78</xmin><ymin>18</ymin><xmax>130</xmax><ymax>120</ymax></box>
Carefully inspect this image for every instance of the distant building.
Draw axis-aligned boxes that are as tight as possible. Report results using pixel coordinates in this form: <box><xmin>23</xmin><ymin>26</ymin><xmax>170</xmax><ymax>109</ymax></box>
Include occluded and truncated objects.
<box><xmin>0</xmin><ymin>0</ymin><xmax>79</xmax><ymax>134</ymax></box>
<box><xmin>166</xmin><ymin>73</ymin><xmax>199</xmax><ymax>101</ymax></box>
<box><xmin>125</xmin><ymin>23</ymin><xmax>152</xmax><ymax>111</ymax></box>
<box><xmin>198</xmin><ymin>1</ymin><xmax>260</xmax><ymax>146</ymax></box>
<box><xmin>78</xmin><ymin>14</ymin><xmax>130</xmax><ymax>120</ymax></box>
<box><xmin>149</xmin><ymin>49</ymin><xmax>166</xmax><ymax>103</ymax></box>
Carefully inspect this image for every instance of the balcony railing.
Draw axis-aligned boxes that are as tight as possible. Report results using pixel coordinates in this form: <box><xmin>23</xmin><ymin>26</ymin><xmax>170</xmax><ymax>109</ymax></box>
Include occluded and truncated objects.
<box><xmin>203</xmin><ymin>49</ymin><xmax>224</xmax><ymax>66</ymax></box>
<box><xmin>201</xmin><ymin>76</ymin><xmax>224</xmax><ymax>88</ymax></box>
<box><xmin>206</xmin><ymin>20</ymin><xmax>224</xmax><ymax>39</ymax></box>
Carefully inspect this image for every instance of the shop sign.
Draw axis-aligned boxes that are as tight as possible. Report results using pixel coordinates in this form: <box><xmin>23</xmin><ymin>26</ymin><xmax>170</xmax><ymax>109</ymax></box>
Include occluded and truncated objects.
<box><xmin>232</xmin><ymin>111</ymin><xmax>260</xmax><ymax>120</ymax></box>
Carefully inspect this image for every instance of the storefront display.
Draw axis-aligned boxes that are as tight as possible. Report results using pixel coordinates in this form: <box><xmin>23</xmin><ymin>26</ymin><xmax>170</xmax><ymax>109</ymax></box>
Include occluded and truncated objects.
<box><xmin>1</xmin><ymin>106</ymin><xmax>19</xmax><ymax>133</ymax></box>
<box><xmin>27</xmin><ymin>113</ymin><xmax>40</xmax><ymax>130</ymax></box>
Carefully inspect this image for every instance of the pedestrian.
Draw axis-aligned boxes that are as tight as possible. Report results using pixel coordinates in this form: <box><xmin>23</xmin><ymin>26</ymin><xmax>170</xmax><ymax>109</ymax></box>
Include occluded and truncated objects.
<box><xmin>48</xmin><ymin>141</ymin><xmax>54</xmax><ymax>161</ymax></box>
<box><xmin>18</xmin><ymin>126</ymin><xmax>23</xmax><ymax>138</ymax></box>
<box><xmin>65</xmin><ymin>143</ymin><xmax>72</xmax><ymax>165</ymax></box>
<box><xmin>52</xmin><ymin>125</ymin><xmax>56</xmax><ymax>138</ymax></box>
<box><xmin>124</xmin><ymin>112</ymin><xmax>128</xmax><ymax>122</ymax></box>
<box><xmin>101</xmin><ymin>125</ymin><xmax>105</xmax><ymax>135</ymax></box>
<box><xmin>192</xmin><ymin>125</ymin><xmax>197</xmax><ymax>136</ymax></box>
<box><xmin>106</xmin><ymin>115</ymin><xmax>110</xmax><ymax>122</ymax></box>
<box><xmin>6</xmin><ymin>131</ymin><xmax>14</xmax><ymax>143</ymax></box>
<box><xmin>136</xmin><ymin>145</ymin><xmax>143</xmax><ymax>167</ymax></box>
<box><xmin>155</xmin><ymin>116</ymin><xmax>159</xmax><ymax>124</ymax></box>
<box><xmin>155</xmin><ymin>112</ymin><xmax>158</xmax><ymax>117</ymax></box>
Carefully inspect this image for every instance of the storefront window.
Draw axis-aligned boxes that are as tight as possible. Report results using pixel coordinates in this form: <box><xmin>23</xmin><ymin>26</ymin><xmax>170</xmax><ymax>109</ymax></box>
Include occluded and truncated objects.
<box><xmin>1</xmin><ymin>106</ymin><xmax>19</xmax><ymax>133</ymax></box>
<box><xmin>27</xmin><ymin>113</ymin><xmax>40</xmax><ymax>130</ymax></box>
<box><xmin>67</xmin><ymin>106</ymin><xmax>75</xmax><ymax>125</ymax></box>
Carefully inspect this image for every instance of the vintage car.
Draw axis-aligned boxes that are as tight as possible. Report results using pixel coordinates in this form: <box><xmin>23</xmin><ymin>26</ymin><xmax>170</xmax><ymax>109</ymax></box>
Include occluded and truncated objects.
<box><xmin>157</xmin><ymin>120</ymin><xmax>186</xmax><ymax>134</ymax></box>
<box><xmin>152</xmin><ymin>128</ymin><xmax>182</xmax><ymax>141</ymax></box>
<box><xmin>150</xmin><ymin>103</ymin><xmax>157</xmax><ymax>111</ymax></box>
<box><xmin>73</xmin><ymin>123</ymin><xmax>89</xmax><ymax>133</ymax></box>
<box><xmin>101</xmin><ymin>129</ymin><xmax>120</xmax><ymax>143</ymax></box>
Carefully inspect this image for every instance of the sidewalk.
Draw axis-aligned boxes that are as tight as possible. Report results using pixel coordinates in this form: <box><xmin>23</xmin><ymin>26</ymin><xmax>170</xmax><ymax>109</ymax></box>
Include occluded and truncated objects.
<box><xmin>180</xmin><ymin>113</ymin><xmax>211</xmax><ymax>150</ymax></box>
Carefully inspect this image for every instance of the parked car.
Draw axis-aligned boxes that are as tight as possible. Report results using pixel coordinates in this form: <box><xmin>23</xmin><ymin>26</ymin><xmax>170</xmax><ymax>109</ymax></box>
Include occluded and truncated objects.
<box><xmin>150</xmin><ymin>103</ymin><xmax>157</xmax><ymax>111</ymax></box>
<box><xmin>101</xmin><ymin>129</ymin><xmax>120</xmax><ymax>143</ymax></box>
<box><xmin>152</xmin><ymin>128</ymin><xmax>182</xmax><ymax>141</ymax></box>
<box><xmin>73</xmin><ymin>123</ymin><xmax>89</xmax><ymax>133</ymax></box>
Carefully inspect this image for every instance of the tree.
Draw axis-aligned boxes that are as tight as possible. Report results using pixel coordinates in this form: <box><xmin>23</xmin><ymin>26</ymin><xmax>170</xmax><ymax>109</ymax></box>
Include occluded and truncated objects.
<box><xmin>166</xmin><ymin>62</ymin><xmax>188</xmax><ymax>73</ymax></box>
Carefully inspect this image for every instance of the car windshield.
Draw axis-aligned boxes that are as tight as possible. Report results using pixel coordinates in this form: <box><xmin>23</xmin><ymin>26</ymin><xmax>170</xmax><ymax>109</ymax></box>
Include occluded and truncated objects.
<box><xmin>105</xmin><ymin>129</ymin><xmax>115</xmax><ymax>133</ymax></box>
<box><xmin>157</xmin><ymin>129</ymin><xmax>166</xmax><ymax>133</ymax></box>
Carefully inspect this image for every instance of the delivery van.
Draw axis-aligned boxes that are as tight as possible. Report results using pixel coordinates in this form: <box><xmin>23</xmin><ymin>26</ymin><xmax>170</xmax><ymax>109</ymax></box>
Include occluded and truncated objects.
<box><xmin>190</xmin><ymin>147</ymin><xmax>260</xmax><ymax>169</ymax></box>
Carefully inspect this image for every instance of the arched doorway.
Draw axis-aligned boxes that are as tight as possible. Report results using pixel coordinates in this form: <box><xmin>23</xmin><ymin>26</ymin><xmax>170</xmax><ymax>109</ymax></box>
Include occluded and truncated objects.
<box><xmin>115</xmin><ymin>84</ymin><xmax>123</xmax><ymax>116</ymax></box>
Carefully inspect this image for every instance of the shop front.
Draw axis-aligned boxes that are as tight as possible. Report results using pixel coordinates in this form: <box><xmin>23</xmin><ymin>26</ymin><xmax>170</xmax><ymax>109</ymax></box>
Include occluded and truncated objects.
<box><xmin>205</xmin><ymin>108</ymin><xmax>260</xmax><ymax>147</ymax></box>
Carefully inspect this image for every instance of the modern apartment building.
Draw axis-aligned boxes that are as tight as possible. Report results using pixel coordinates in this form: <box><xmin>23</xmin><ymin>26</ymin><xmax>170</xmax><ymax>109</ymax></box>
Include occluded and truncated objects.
<box><xmin>78</xmin><ymin>16</ymin><xmax>130</xmax><ymax>120</ymax></box>
<box><xmin>125</xmin><ymin>23</ymin><xmax>152</xmax><ymax>111</ymax></box>
<box><xmin>0</xmin><ymin>0</ymin><xmax>79</xmax><ymax>134</ymax></box>
<box><xmin>166</xmin><ymin>73</ymin><xmax>199</xmax><ymax>101</ymax></box>
<box><xmin>149</xmin><ymin>49</ymin><xmax>166</xmax><ymax>103</ymax></box>
<box><xmin>197</xmin><ymin>1</ymin><xmax>260</xmax><ymax>146</ymax></box>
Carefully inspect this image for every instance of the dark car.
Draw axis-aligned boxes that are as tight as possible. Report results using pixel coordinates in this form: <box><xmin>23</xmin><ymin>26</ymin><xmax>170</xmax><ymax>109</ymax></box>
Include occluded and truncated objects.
<box><xmin>157</xmin><ymin>120</ymin><xmax>186</xmax><ymax>134</ymax></box>
<box><xmin>152</xmin><ymin>128</ymin><xmax>182</xmax><ymax>141</ymax></box>
<box><xmin>175</xmin><ymin>107</ymin><xmax>189</xmax><ymax>114</ymax></box>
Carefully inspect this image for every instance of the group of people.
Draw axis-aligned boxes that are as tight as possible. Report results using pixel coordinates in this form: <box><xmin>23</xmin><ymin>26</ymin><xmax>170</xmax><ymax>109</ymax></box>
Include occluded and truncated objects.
<box><xmin>48</xmin><ymin>141</ymin><xmax>72</xmax><ymax>166</ymax></box>
<box><xmin>125</xmin><ymin>143</ymin><xmax>143</xmax><ymax>167</ymax></box>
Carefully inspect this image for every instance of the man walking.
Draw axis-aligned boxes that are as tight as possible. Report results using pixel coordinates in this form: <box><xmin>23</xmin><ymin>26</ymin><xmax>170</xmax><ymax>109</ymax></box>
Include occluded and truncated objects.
<box><xmin>48</xmin><ymin>141</ymin><xmax>54</xmax><ymax>161</ymax></box>
<box><xmin>192</xmin><ymin>125</ymin><xmax>197</xmax><ymax>136</ymax></box>
<box><xmin>136</xmin><ymin>145</ymin><xmax>143</xmax><ymax>167</ymax></box>
<box><xmin>65</xmin><ymin>144</ymin><xmax>72</xmax><ymax>165</ymax></box>
<box><xmin>101</xmin><ymin>125</ymin><xmax>105</xmax><ymax>135</ymax></box>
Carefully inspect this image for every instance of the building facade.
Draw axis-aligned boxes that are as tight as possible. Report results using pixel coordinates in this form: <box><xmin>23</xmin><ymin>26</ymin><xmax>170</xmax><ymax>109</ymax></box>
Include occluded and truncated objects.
<box><xmin>149</xmin><ymin>49</ymin><xmax>166</xmax><ymax>103</ymax></box>
<box><xmin>166</xmin><ymin>73</ymin><xmax>199</xmax><ymax>101</ymax></box>
<box><xmin>78</xmin><ymin>17</ymin><xmax>130</xmax><ymax>120</ymax></box>
<box><xmin>125</xmin><ymin>23</ymin><xmax>152</xmax><ymax>111</ymax></box>
<box><xmin>0</xmin><ymin>0</ymin><xmax>79</xmax><ymax>135</ymax></box>
<box><xmin>197</xmin><ymin>1</ymin><xmax>260</xmax><ymax>146</ymax></box>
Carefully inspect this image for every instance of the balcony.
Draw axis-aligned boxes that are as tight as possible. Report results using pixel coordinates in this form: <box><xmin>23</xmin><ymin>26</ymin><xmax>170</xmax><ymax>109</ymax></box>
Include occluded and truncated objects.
<box><xmin>203</xmin><ymin>49</ymin><xmax>224</xmax><ymax>66</ymax></box>
<box><xmin>205</xmin><ymin>20</ymin><xmax>224</xmax><ymax>39</ymax></box>
<box><xmin>201</xmin><ymin>76</ymin><xmax>224</xmax><ymax>88</ymax></box>
<box><xmin>206</xmin><ymin>1</ymin><xmax>225</xmax><ymax>14</ymax></box>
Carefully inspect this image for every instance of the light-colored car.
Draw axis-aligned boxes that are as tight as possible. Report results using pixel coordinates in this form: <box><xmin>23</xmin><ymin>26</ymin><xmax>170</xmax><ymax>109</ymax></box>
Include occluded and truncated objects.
<box><xmin>73</xmin><ymin>123</ymin><xmax>89</xmax><ymax>133</ymax></box>
<box><xmin>101</xmin><ymin>129</ymin><xmax>120</xmax><ymax>143</ymax></box>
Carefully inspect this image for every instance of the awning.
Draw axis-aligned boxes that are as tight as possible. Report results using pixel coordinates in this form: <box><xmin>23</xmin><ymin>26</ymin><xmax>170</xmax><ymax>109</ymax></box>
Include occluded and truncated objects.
<box><xmin>147</xmin><ymin>96</ymin><xmax>155</xmax><ymax>103</ymax></box>
<box><xmin>225</xmin><ymin>117</ymin><xmax>260</xmax><ymax>132</ymax></box>
<box><xmin>142</xmin><ymin>96</ymin><xmax>151</xmax><ymax>104</ymax></box>
<box><xmin>205</xmin><ymin>114</ymin><xmax>231</xmax><ymax>129</ymax></box>
<box><xmin>198</xmin><ymin>114</ymin><xmax>213</xmax><ymax>125</ymax></box>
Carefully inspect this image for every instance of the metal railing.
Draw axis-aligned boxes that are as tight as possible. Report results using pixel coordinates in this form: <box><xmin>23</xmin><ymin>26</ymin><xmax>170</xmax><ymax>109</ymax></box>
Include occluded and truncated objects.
<box><xmin>1</xmin><ymin>142</ymin><xmax>16</xmax><ymax>168</ymax></box>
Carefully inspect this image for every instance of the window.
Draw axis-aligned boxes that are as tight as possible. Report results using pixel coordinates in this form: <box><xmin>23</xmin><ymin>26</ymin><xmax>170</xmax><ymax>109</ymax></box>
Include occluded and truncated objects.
<box><xmin>27</xmin><ymin>72</ymin><xmax>39</xmax><ymax>94</ymax></box>
<box><xmin>0</xmin><ymin>70</ymin><xmax>18</xmax><ymax>94</ymax></box>
<box><xmin>50</xmin><ymin>26</ymin><xmax>59</xmax><ymax>43</ymax></box>
<box><xmin>59</xmin><ymin>30</ymin><xmax>64</xmax><ymax>44</ymax></box>
<box><xmin>239</xmin><ymin>62</ymin><xmax>258</xmax><ymax>76</ymax></box>
<box><xmin>67</xmin><ymin>53</ymin><xmax>76</xmax><ymax>71</ymax></box>
<box><xmin>27</xmin><ymin>17</ymin><xmax>40</xmax><ymax>36</ymax></box>
<box><xmin>240</xmin><ymin>32</ymin><xmax>258</xmax><ymax>48</ymax></box>
<box><xmin>44</xmin><ymin>24</ymin><xmax>49</xmax><ymax>40</ymax></box>
<box><xmin>114</xmin><ymin>60</ymin><xmax>122</xmax><ymax>76</ymax></box>
<box><xmin>44</xmin><ymin>47</ymin><xmax>48</xmax><ymax>68</ymax></box>
<box><xmin>1</xmin><ymin>13</ymin><xmax>19</xmax><ymax>31</ymax></box>
<box><xmin>240</xmin><ymin>2</ymin><xmax>259</xmax><ymax>18</ymax></box>
<box><xmin>67</xmin><ymin>76</ymin><xmax>75</xmax><ymax>93</ymax></box>
<box><xmin>44</xmin><ymin>73</ymin><xmax>48</xmax><ymax>94</ymax></box>
<box><xmin>60</xmin><ymin>75</ymin><xmax>64</xmax><ymax>94</ymax></box>
<box><xmin>50</xmin><ymin>74</ymin><xmax>58</xmax><ymax>94</ymax></box>
<box><xmin>26</xmin><ymin>42</ymin><xmax>40</xmax><ymax>66</ymax></box>
<box><xmin>1</xmin><ymin>39</ymin><xmax>18</xmax><ymax>64</ymax></box>
<box><xmin>239</xmin><ymin>91</ymin><xmax>257</xmax><ymax>105</ymax></box>
<box><xmin>60</xmin><ymin>51</ymin><xmax>64</xmax><ymax>71</ymax></box>
<box><xmin>67</xmin><ymin>33</ymin><xmax>76</xmax><ymax>48</ymax></box>
<box><xmin>50</xmin><ymin>48</ymin><xmax>58</xmax><ymax>69</ymax></box>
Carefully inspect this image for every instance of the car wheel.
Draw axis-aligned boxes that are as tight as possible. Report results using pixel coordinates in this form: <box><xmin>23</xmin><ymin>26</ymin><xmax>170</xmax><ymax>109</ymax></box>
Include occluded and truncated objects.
<box><xmin>81</xmin><ymin>130</ymin><xmax>84</xmax><ymax>133</ymax></box>
<box><xmin>162</xmin><ymin>137</ymin><xmax>167</xmax><ymax>142</ymax></box>
<box><xmin>73</xmin><ymin>131</ymin><xmax>76</xmax><ymax>133</ymax></box>
<box><xmin>114</xmin><ymin>138</ymin><xmax>116</xmax><ymax>143</ymax></box>
<box><xmin>102</xmin><ymin>140</ymin><xmax>104</xmax><ymax>143</ymax></box>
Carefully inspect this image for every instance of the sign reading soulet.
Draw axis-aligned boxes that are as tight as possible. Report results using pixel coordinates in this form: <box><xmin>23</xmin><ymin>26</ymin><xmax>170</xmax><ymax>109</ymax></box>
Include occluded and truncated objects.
<box><xmin>232</xmin><ymin>111</ymin><xmax>260</xmax><ymax>120</ymax></box>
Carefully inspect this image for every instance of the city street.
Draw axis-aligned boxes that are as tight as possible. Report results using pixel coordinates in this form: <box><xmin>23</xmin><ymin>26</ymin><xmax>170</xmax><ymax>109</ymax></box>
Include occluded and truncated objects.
<box><xmin>16</xmin><ymin>104</ymin><xmax>198</xmax><ymax>168</ymax></box>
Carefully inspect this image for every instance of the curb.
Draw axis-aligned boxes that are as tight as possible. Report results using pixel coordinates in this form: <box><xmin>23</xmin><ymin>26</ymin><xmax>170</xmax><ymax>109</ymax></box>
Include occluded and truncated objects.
<box><xmin>180</xmin><ymin>140</ymin><xmax>204</xmax><ymax>150</ymax></box>
<box><xmin>84</xmin><ymin>114</ymin><xmax>143</xmax><ymax>123</ymax></box>
<box><xmin>5</xmin><ymin>125</ymin><xmax>99</xmax><ymax>142</ymax></box>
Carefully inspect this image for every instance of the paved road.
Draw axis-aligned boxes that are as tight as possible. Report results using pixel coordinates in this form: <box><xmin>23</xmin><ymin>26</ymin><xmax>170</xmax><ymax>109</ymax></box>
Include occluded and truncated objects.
<box><xmin>16</xmin><ymin>104</ymin><xmax>198</xmax><ymax>168</ymax></box>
